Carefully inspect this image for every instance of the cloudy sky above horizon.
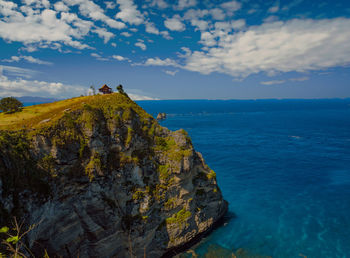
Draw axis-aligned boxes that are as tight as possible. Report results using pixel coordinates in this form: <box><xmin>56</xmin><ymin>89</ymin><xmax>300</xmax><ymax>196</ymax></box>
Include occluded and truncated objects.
<box><xmin>0</xmin><ymin>0</ymin><xmax>350</xmax><ymax>99</ymax></box>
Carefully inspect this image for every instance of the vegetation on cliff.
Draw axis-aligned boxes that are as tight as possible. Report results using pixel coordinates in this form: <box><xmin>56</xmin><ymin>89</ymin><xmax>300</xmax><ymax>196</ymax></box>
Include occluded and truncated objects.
<box><xmin>0</xmin><ymin>92</ymin><xmax>227</xmax><ymax>257</ymax></box>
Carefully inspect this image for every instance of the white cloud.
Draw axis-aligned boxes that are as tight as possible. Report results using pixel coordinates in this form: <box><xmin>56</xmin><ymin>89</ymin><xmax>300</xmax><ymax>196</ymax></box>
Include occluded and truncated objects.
<box><xmin>174</xmin><ymin>0</ymin><xmax>197</xmax><ymax>10</ymax></box>
<box><xmin>112</xmin><ymin>55</ymin><xmax>126</xmax><ymax>61</ymax></box>
<box><xmin>190</xmin><ymin>19</ymin><xmax>208</xmax><ymax>31</ymax></box>
<box><xmin>210</xmin><ymin>8</ymin><xmax>226</xmax><ymax>20</ymax></box>
<box><xmin>91</xmin><ymin>53</ymin><xmax>109</xmax><ymax>61</ymax></box>
<box><xmin>22</xmin><ymin>0</ymin><xmax>50</xmax><ymax>9</ymax></box>
<box><xmin>220</xmin><ymin>1</ymin><xmax>241</xmax><ymax>13</ymax></box>
<box><xmin>0</xmin><ymin>5</ymin><xmax>91</xmax><ymax>49</ymax></box>
<box><xmin>121</xmin><ymin>31</ymin><xmax>132</xmax><ymax>37</ymax></box>
<box><xmin>115</xmin><ymin>0</ymin><xmax>144</xmax><ymax>25</ymax></box>
<box><xmin>0</xmin><ymin>75</ymin><xmax>86</xmax><ymax>98</ymax></box>
<box><xmin>0</xmin><ymin>65</ymin><xmax>37</xmax><ymax>78</ymax></box>
<box><xmin>135</xmin><ymin>41</ymin><xmax>146</xmax><ymax>50</ymax></box>
<box><xmin>290</xmin><ymin>76</ymin><xmax>309</xmax><ymax>82</ymax></box>
<box><xmin>232</xmin><ymin>19</ymin><xmax>246</xmax><ymax>30</ymax></box>
<box><xmin>143</xmin><ymin>57</ymin><xmax>179</xmax><ymax>67</ymax></box>
<box><xmin>111</xmin><ymin>42</ymin><xmax>117</xmax><ymax>47</ymax></box>
<box><xmin>127</xmin><ymin>89</ymin><xmax>159</xmax><ymax>100</ymax></box>
<box><xmin>105</xmin><ymin>1</ymin><xmax>116</xmax><ymax>9</ymax></box>
<box><xmin>147</xmin><ymin>0</ymin><xmax>168</xmax><ymax>9</ymax></box>
<box><xmin>128</xmin><ymin>93</ymin><xmax>158</xmax><ymax>100</ymax></box>
<box><xmin>164</xmin><ymin>70</ymin><xmax>178</xmax><ymax>76</ymax></box>
<box><xmin>261</xmin><ymin>76</ymin><xmax>310</xmax><ymax>85</ymax></box>
<box><xmin>260</xmin><ymin>80</ymin><xmax>286</xmax><ymax>85</ymax></box>
<box><xmin>182</xmin><ymin>18</ymin><xmax>350</xmax><ymax>78</ymax></box>
<box><xmin>54</xmin><ymin>1</ymin><xmax>69</xmax><ymax>12</ymax></box>
<box><xmin>93</xmin><ymin>27</ymin><xmax>114</xmax><ymax>43</ymax></box>
<box><xmin>199</xmin><ymin>31</ymin><xmax>217</xmax><ymax>47</ymax></box>
<box><xmin>63</xmin><ymin>0</ymin><xmax>125</xmax><ymax>29</ymax></box>
<box><xmin>160</xmin><ymin>30</ymin><xmax>172</xmax><ymax>40</ymax></box>
<box><xmin>164</xmin><ymin>15</ymin><xmax>185</xmax><ymax>31</ymax></box>
<box><xmin>183</xmin><ymin>9</ymin><xmax>208</xmax><ymax>20</ymax></box>
<box><xmin>268</xmin><ymin>5</ymin><xmax>279</xmax><ymax>13</ymax></box>
<box><xmin>145</xmin><ymin>21</ymin><xmax>159</xmax><ymax>34</ymax></box>
<box><xmin>2</xmin><ymin>55</ymin><xmax>52</xmax><ymax>65</ymax></box>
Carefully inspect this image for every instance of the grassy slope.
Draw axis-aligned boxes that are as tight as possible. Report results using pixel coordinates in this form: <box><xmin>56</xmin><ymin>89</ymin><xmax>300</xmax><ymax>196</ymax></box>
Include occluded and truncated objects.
<box><xmin>0</xmin><ymin>93</ymin><xmax>151</xmax><ymax>131</ymax></box>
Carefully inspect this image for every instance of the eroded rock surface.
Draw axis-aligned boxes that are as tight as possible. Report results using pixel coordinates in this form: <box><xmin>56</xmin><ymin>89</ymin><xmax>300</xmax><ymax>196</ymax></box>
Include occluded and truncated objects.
<box><xmin>0</xmin><ymin>94</ymin><xmax>228</xmax><ymax>257</ymax></box>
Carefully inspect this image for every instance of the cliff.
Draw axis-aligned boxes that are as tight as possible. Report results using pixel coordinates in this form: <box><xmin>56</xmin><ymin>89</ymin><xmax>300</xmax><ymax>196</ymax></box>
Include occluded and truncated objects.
<box><xmin>0</xmin><ymin>93</ymin><xmax>228</xmax><ymax>257</ymax></box>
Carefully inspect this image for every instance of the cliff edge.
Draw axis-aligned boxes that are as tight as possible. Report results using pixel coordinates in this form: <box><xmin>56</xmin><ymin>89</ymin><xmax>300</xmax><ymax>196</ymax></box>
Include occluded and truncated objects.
<box><xmin>0</xmin><ymin>93</ymin><xmax>228</xmax><ymax>257</ymax></box>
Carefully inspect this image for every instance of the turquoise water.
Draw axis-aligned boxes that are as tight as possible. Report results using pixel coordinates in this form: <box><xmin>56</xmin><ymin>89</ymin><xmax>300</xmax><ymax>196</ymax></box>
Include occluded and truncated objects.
<box><xmin>138</xmin><ymin>99</ymin><xmax>350</xmax><ymax>258</ymax></box>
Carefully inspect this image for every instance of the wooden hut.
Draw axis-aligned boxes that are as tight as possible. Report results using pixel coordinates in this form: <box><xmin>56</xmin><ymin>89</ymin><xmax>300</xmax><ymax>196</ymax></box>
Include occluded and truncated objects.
<box><xmin>99</xmin><ymin>84</ymin><xmax>113</xmax><ymax>94</ymax></box>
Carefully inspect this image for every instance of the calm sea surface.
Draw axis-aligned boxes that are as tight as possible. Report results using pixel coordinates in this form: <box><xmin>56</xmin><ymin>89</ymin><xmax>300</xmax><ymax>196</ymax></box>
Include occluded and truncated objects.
<box><xmin>138</xmin><ymin>99</ymin><xmax>350</xmax><ymax>258</ymax></box>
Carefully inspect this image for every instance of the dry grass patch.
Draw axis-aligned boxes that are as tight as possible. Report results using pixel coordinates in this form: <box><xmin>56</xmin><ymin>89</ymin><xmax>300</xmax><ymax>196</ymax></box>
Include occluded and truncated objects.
<box><xmin>0</xmin><ymin>93</ymin><xmax>149</xmax><ymax>131</ymax></box>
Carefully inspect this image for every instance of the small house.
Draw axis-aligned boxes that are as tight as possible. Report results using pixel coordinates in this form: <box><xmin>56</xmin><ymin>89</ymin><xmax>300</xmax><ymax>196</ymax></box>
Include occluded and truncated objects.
<box><xmin>99</xmin><ymin>84</ymin><xmax>113</xmax><ymax>94</ymax></box>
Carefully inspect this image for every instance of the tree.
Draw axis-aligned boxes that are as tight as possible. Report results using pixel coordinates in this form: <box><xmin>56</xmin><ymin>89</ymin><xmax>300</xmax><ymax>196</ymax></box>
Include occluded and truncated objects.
<box><xmin>116</xmin><ymin>84</ymin><xmax>125</xmax><ymax>94</ymax></box>
<box><xmin>90</xmin><ymin>85</ymin><xmax>96</xmax><ymax>95</ymax></box>
<box><xmin>0</xmin><ymin>97</ymin><xmax>23</xmax><ymax>114</ymax></box>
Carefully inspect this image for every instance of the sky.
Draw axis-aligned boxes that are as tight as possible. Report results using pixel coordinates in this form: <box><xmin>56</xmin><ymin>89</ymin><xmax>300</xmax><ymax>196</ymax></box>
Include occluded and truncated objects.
<box><xmin>0</xmin><ymin>0</ymin><xmax>350</xmax><ymax>100</ymax></box>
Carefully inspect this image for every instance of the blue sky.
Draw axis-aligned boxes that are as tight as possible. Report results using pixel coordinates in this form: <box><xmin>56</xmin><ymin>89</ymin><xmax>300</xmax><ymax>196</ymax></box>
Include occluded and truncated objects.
<box><xmin>0</xmin><ymin>0</ymin><xmax>350</xmax><ymax>100</ymax></box>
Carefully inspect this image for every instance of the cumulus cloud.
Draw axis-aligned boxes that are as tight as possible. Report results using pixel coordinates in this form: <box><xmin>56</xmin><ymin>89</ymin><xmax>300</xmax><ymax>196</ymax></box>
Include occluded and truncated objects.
<box><xmin>112</xmin><ymin>55</ymin><xmax>127</xmax><ymax>61</ymax></box>
<box><xmin>121</xmin><ymin>31</ymin><xmax>132</xmax><ymax>37</ymax></box>
<box><xmin>210</xmin><ymin>8</ymin><xmax>226</xmax><ymax>20</ymax></box>
<box><xmin>164</xmin><ymin>15</ymin><xmax>185</xmax><ymax>31</ymax></box>
<box><xmin>145</xmin><ymin>21</ymin><xmax>159</xmax><ymax>34</ymax></box>
<box><xmin>183</xmin><ymin>18</ymin><xmax>350</xmax><ymax>78</ymax></box>
<box><xmin>135</xmin><ymin>41</ymin><xmax>146</xmax><ymax>50</ymax></box>
<box><xmin>54</xmin><ymin>1</ymin><xmax>69</xmax><ymax>12</ymax></box>
<box><xmin>0</xmin><ymin>3</ymin><xmax>91</xmax><ymax>49</ymax></box>
<box><xmin>0</xmin><ymin>75</ymin><xmax>86</xmax><ymax>98</ymax></box>
<box><xmin>2</xmin><ymin>55</ymin><xmax>52</xmax><ymax>65</ymax></box>
<box><xmin>143</xmin><ymin>57</ymin><xmax>180</xmax><ymax>67</ymax></box>
<box><xmin>91</xmin><ymin>53</ymin><xmax>109</xmax><ymax>61</ymax></box>
<box><xmin>93</xmin><ymin>27</ymin><xmax>114</xmax><ymax>43</ymax></box>
<box><xmin>147</xmin><ymin>0</ymin><xmax>168</xmax><ymax>9</ymax></box>
<box><xmin>116</xmin><ymin>0</ymin><xmax>144</xmax><ymax>25</ymax></box>
<box><xmin>105</xmin><ymin>1</ymin><xmax>116</xmax><ymax>9</ymax></box>
<box><xmin>174</xmin><ymin>0</ymin><xmax>197</xmax><ymax>10</ymax></box>
<box><xmin>63</xmin><ymin>0</ymin><xmax>125</xmax><ymax>29</ymax></box>
<box><xmin>220</xmin><ymin>0</ymin><xmax>242</xmax><ymax>13</ymax></box>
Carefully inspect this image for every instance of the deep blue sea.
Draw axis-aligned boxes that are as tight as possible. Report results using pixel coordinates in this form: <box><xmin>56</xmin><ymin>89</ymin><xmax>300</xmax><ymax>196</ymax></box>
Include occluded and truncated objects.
<box><xmin>137</xmin><ymin>99</ymin><xmax>350</xmax><ymax>258</ymax></box>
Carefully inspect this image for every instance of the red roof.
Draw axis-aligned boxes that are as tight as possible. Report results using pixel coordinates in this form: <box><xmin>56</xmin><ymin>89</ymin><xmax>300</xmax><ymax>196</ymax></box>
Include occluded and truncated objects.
<box><xmin>99</xmin><ymin>84</ymin><xmax>112</xmax><ymax>90</ymax></box>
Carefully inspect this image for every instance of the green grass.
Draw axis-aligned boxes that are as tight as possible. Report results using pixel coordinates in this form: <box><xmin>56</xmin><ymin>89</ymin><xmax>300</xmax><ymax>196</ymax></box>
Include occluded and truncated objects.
<box><xmin>0</xmin><ymin>93</ymin><xmax>152</xmax><ymax>131</ymax></box>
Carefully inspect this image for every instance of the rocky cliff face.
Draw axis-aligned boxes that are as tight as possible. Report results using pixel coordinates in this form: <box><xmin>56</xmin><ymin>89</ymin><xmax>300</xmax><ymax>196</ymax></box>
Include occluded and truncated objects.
<box><xmin>0</xmin><ymin>93</ymin><xmax>228</xmax><ymax>257</ymax></box>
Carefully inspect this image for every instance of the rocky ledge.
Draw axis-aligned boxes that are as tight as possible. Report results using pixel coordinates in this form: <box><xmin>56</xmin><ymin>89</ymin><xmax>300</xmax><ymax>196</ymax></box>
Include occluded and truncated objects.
<box><xmin>0</xmin><ymin>93</ymin><xmax>228</xmax><ymax>257</ymax></box>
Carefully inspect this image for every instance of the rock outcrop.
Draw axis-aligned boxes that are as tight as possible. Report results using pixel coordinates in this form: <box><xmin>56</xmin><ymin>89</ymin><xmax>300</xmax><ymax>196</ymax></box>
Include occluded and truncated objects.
<box><xmin>156</xmin><ymin>112</ymin><xmax>166</xmax><ymax>120</ymax></box>
<box><xmin>0</xmin><ymin>93</ymin><xmax>227</xmax><ymax>257</ymax></box>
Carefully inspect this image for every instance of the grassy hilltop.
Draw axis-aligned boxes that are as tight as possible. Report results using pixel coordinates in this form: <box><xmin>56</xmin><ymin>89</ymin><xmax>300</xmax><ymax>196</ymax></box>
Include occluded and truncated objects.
<box><xmin>0</xmin><ymin>93</ymin><xmax>150</xmax><ymax>131</ymax></box>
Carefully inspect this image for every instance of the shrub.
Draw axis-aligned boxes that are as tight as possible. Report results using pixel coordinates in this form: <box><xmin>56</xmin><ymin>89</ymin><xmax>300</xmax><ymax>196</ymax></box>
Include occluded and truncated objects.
<box><xmin>0</xmin><ymin>97</ymin><xmax>23</xmax><ymax>114</ymax></box>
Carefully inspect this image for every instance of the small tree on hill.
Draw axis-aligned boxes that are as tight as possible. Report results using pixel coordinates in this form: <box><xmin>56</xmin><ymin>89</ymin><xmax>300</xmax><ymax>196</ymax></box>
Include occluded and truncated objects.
<box><xmin>90</xmin><ymin>85</ymin><xmax>96</xmax><ymax>95</ymax></box>
<box><xmin>0</xmin><ymin>97</ymin><xmax>23</xmax><ymax>114</ymax></box>
<box><xmin>116</xmin><ymin>84</ymin><xmax>125</xmax><ymax>94</ymax></box>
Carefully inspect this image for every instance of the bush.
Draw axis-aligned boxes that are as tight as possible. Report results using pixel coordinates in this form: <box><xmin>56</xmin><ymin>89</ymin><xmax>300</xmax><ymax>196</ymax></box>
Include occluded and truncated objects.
<box><xmin>0</xmin><ymin>97</ymin><xmax>23</xmax><ymax>113</ymax></box>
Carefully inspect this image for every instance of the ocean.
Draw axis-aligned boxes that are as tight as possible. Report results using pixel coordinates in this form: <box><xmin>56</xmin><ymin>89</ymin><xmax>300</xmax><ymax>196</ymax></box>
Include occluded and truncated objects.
<box><xmin>23</xmin><ymin>99</ymin><xmax>350</xmax><ymax>257</ymax></box>
<box><xmin>138</xmin><ymin>99</ymin><xmax>350</xmax><ymax>258</ymax></box>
